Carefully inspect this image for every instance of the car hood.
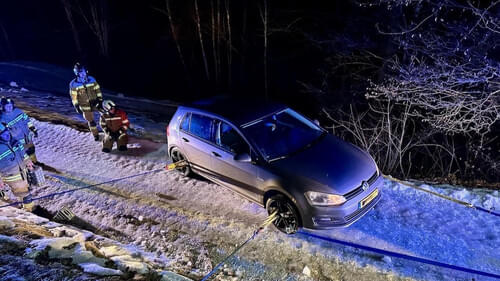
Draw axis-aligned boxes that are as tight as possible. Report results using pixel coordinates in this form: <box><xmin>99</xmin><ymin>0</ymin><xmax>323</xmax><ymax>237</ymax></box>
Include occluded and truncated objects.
<box><xmin>269</xmin><ymin>134</ymin><xmax>377</xmax><ymax>195</ymax></box>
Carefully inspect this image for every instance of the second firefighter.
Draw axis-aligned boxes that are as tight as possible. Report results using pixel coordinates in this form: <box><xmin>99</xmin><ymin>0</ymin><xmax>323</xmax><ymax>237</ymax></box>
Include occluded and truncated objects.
<box><xmin>100</xmin><ymin>100</ymin><xmax>129</xmax><ymax>153</ymax></box>
<box><xmin>69</xmin><ymin>63</ymin><xmax>103</xmax><ymax>141</ymax></box>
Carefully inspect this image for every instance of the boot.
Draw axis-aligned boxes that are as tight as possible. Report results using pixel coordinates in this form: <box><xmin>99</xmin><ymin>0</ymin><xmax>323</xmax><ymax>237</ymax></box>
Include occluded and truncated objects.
<box><xmin>102</xmin><ymin>148</ymin><xmax>111</xmax><ymax>153</ymax></box>
<box><xmin>118</xmin><ymin>145</ymin><xmax>127</xmax><ymax>151</ymax></box>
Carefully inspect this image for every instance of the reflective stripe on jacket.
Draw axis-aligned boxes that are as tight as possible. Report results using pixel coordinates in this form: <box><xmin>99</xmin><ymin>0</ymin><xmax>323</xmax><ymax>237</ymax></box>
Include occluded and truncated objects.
<box><xmin>0</xmin><ymin>139</ymin><xmax>28</xmax><ymax>177</ymax></box>
<box><xmin>69</xmin><ymin>76</ymin><xmax>103</xmax><ymax>111</ymax></box>
<box><xmin>0</xmin><ymin>108</ymin><xmax>33</xmax><ymax>143</ymax></box>
<box><xmin>100</xmin><ymin>109</ymin><xmax>129</xmax><ymax>133</ymax></box>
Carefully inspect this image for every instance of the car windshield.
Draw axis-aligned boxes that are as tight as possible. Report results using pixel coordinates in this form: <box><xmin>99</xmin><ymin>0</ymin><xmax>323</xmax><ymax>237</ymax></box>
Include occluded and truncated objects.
<box><xmin>242</xmin><ymin>108</ymin><xmax>324</xmax><ymax>161</ymax></box>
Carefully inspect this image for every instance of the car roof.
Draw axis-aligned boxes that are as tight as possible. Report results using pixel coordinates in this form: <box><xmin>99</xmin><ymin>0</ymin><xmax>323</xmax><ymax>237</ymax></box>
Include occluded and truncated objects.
<box><xmin>183</xmin><ymin>96</ymin><xmax>287</xmax><ymax>127</ymax></box>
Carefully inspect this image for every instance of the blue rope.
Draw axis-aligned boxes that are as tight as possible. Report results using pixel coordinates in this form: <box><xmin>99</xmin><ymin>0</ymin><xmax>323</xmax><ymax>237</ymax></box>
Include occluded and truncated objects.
<box><xmin>298</xmin><ymin>231</ymin><xmax>500</xmax><ymax>279</ymax></box>
<box><xmin>0</xmin><ymin>169</ymin><xmax>164</xmax><ymax>209</ymax></box>
<box><xmin>474</xmin><ymin>206</ymin><xmax>500</xmax><ymax>217</ymax></box>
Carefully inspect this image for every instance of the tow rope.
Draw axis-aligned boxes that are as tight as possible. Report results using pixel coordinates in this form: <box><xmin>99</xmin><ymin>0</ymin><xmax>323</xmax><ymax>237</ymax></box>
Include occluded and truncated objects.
<box><xmin>0</xmin><ymin>160</ymin><xmax>187</xmax><ymax>209</ymax></box>
<box><xmin>201</xmin><ymin>211</ymin><xmax>279</xmax><ymax>281</ymax></box>
<box><xmin>384</xmin><ymin>175</ymin><xmax>500</xmax><ymax>217</ymax></box>
<box><xmin>298</xmin><ymin>231</ymin><xmax>500</xmax><ymax>279</ymax></box>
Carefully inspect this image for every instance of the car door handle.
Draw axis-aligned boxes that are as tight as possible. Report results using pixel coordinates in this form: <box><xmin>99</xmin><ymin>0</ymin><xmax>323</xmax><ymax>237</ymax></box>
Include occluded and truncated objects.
<box><xmin>182</xmin><ymin>137</ymin><xmax>189</xmax><ymax>142</ymax></box>
<box><xmin>212</xmin><ymin>151</ymin><xmax>221</xmax><ymax>157</ymax></box>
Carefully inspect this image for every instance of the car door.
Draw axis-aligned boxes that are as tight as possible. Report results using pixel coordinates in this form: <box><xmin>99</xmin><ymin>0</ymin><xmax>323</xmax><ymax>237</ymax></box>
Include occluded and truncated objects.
<box><xmin>178</xmin><ymin>112</ymin><xmax>216</xmax><ymax>173</ymax></box>
<box><xmin>209</xmin><ymin>120</ymin><xmax>262</xmax><ymax>202</ymax></box>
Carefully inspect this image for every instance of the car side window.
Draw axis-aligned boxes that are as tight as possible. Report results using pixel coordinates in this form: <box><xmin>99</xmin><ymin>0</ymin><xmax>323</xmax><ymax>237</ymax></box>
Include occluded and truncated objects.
<box><xmin>180</xmin><ymin>113</ymin><xmax>191</xmax><ymax>132</ymax></box>
<box><xmin>190</xmin><ymin>114</ymin><xmax>215</xmax><ymax>141</ymax></box>
<box><xmin>217</xmin><ymin>121</ymin><xmax>249</xmax><ymax>155</ymax></box>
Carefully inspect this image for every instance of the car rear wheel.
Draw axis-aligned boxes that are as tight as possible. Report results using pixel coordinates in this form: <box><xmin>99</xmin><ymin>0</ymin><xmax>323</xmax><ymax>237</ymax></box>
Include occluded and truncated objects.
<box><xmin>170</xmin><ymin>147</ymin><xmax>192</xmax><ymax>177</ymax></box>
<box><xmin>266</xmin><ymin>194</ymin><xmax>301</xmax><ymax>234</ymax></box>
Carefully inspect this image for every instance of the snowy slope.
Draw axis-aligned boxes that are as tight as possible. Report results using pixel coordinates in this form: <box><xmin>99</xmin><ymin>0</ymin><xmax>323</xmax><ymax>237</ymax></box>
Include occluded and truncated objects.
<box><xmin>0</xmin><ymin>65</ymin><xmax>499</xmax><ymax>280</ymax></box>
<box><xmin>24</xmin><ymin>114</ymin><xmax>500</xmax><ymax>281</ymax></box>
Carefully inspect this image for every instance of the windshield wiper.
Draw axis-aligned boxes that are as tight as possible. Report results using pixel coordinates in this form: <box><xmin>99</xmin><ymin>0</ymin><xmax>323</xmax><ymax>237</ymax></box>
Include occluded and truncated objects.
<box><xmin>269</xmin><ymin>155</ymin><xmax>288</xmax><ymax>163</ymax></box>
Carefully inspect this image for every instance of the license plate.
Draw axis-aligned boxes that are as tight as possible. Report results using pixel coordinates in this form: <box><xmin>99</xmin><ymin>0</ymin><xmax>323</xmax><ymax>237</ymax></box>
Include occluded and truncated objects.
<box><xmin>359</xmin><ymin>189</ymin><xmax>379</xmax><ymax>209</ymax></box>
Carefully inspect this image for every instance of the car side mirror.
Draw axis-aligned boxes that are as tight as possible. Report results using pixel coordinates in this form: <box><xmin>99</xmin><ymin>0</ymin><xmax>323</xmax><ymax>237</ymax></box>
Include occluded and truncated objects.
<box><xmin>234</xmin><ymin>152</ymin><xmax>252</xmax><ymax>163</ymax></box>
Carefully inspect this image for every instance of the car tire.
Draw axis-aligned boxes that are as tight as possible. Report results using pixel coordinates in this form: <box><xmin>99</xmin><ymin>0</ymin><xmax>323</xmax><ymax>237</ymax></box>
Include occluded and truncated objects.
<box><xmin>170</xmin><ymin>147</ymin><xmax>192</xmax><ymax>177</ymax></box>
<box><xmin>266</xmin><ymin>194</ymin><xmax>301</xmax><ymax>234</ymax></box>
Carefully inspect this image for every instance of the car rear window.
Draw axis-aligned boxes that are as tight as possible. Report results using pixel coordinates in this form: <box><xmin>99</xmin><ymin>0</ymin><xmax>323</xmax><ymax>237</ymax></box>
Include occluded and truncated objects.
<box><xmin>189</xmin><ymin>114</ymin><xmax>214</xmax><ymax>141</ymax></box>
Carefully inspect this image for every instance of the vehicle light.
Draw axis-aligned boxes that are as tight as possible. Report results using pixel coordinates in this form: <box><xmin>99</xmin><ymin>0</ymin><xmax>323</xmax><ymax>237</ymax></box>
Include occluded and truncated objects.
<box><xmin>305</xmin><ymin>191</ymin><xmax>346</xmax><ymax>206</ymax></box>
<box><xmin>166</xmin><ymin>125</ymin><xmax>170</xmax><ymax>137</ymax></box>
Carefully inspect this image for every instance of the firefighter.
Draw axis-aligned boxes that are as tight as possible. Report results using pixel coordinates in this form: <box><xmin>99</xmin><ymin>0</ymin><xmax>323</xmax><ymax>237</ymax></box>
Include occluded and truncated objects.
<box><xmin>69</xmin><ymin>63</ymin><xmax>103</xmax><ymax>141</ymax></box>
<box><xmin>0</xmin><ymin>123</ymin><xmax>35</xmax><ymax>211</ymax></box>
<box><xmin>0</xmin><ymin>97</ymin><xmax>39</xmax><ymax>163</ymax></box>
<box><xmin>99</xmin><ymin>100</ymin><xmax>130</xmax><ymax>153</ymax></box>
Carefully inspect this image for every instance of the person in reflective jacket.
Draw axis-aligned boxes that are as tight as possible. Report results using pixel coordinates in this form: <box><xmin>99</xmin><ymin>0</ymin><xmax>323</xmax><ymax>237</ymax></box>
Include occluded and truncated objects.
<box><xmin>99</xmin><ymin>100</ymin><xmax>129</xmax><ymax>153</ymax></box>
<box><xmin>0</xmin><ymin>97</ymin><xmax>39</xmax><ymax>163</ymax></box>
<box><xmin>69</xmin><ymin>63</ymin><xmax>103</xmax><ymax>141</ymax></box>
<box><xmin>0</xmin><ymin>123</ymin><xmax>35</xmax><ymax>211</ymax></box>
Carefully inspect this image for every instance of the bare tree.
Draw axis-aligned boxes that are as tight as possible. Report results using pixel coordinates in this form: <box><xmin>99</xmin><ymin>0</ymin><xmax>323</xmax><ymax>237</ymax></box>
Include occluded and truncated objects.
<box><xmin>166</xmin><ymin>0</ymin><xmax>188</xmax><ymax>75</ymax></box>
<box><xmin>210</xmin><ymin>0</ymin><xmax>219</xmax><ymax>85</ymax></box>
<box><xmin>225</xmin><ymin>0</ymin><xmax>232</xmax><ymax>88</ymax></box>
<box><xmin>301</xmin><ymin>1</ymin><xmax>499</xmax><ymax>181</ymax></box>
<box><xmin>363</xmin><ymin>0</ymin><xmax>500</xmax><ymax>136</ymax></box>
<box><xmin>259</xmin><ymin>0</ymin><xmax>269</xmax><ymax>99</ymax></box>
<box><xmin>194</xmin><ymin>0</ymin><xmax>210</xmax><ymax>80</ymax></box>
<box><xmin>216</xmin><ymin>0</ymin><xmax>222</xmax><ymax>86</ymax></box>
<box><xmin>0</xmin><ymin>21</ymin><xmax>13</xmax><ymax>59</ymax></box>
<box><xmin>76</xmin><ymin>0</ymin><xmax>110</xmax><ymax>58</ymax></box>
<box><xmin>60</xmin><ymin>0</ymin><xmax>82</xmax><ymax>55</ymax></box>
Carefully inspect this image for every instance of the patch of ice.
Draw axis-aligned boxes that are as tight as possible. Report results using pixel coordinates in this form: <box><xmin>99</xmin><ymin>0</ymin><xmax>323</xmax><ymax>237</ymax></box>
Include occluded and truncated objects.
<box><xmin>79</xmin><ymin>263</ymin><xmax>123</xmax><ymax>276</ymax></box>
<box><xmin>127</xmin><ymin>143</ymin><xmax>142</xmax><ymax>148</ymax></box>
<box><xmin>100</xmin><ymin>245</ymin><xmax>132</xmax><ymax>258</ymax></box>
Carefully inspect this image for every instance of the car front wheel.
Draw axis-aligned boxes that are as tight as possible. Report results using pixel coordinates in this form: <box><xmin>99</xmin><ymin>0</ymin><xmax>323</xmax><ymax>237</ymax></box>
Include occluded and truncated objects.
<box><xmin>266</xmin><ymin>194</ymin><xmax>301</xmax><ymax>234</ymax></box>
<box><xmin>170</xmin><ymin>147</ymin><xmax>192</xmax><ymax>177</ymax></box>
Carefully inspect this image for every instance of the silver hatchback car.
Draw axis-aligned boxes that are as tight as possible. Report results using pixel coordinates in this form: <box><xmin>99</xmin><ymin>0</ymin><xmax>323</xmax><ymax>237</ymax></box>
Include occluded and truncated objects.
<box><xmin>167</xmin><ymin>97</ymin><xmax>381</xmax><ymax>234</ymax></box>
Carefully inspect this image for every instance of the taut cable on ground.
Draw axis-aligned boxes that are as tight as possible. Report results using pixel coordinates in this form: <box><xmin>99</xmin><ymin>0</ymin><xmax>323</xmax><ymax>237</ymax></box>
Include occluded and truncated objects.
<box><xmin>0</xmin><ymin>160</ymin><xmax>187</xmax><ymax>209</ymax></box>
<box><xmin>384</xmin><ymin>175</ymin><xmax>500</xmax><ymax>217</ymax></box>
<box><xmin>298</xmin><ymin>231</ymin><xmax>500</xmax><ymax>279</ymax></box>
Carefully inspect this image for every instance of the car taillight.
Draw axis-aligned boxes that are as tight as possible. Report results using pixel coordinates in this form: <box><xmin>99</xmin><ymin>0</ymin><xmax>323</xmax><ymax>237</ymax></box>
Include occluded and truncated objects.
<box><xmin>166</xmin><ymin>125</ymin><xmax>170</xmax><ymax>137</ymax></box>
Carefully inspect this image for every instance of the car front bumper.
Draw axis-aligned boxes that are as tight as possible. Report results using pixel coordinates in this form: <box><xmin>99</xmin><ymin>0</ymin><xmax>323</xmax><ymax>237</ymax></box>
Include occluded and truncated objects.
<box><xmin>301</xmin><ymin>175</ymin><xmax>383</xmax><ymax>229</ymax></box>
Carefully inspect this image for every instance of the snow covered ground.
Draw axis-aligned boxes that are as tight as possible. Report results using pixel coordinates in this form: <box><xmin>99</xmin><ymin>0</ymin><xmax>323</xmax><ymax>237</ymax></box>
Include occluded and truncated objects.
<box><xmin>0</xmin><ymin>206</ymin><xmax>192</xmax><ymax>280</ymax></box>
<box><xmin>0</xmin><ymin>64</ymin><xmax>499</xmax><ymax>280</ymax></box>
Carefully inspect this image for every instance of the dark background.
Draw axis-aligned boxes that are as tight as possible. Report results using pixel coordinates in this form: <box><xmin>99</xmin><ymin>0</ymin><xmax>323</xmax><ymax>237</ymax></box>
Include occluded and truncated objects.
<box><xmin>0</xmin><ymin>0</ymin><xmax>498</xmax><ymax>184</ymax></box>
<box><xmin>0</xmin><ymin>0</ymin><xmax>390</xmax><ymax>115</ymax></box>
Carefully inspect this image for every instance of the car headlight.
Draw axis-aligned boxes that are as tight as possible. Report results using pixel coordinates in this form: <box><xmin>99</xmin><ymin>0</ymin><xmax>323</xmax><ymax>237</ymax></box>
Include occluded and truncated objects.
<box><xmin>305</xmin><ymin>191</ymin><xmax>346</xmax><ymax>206</ymax></box>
